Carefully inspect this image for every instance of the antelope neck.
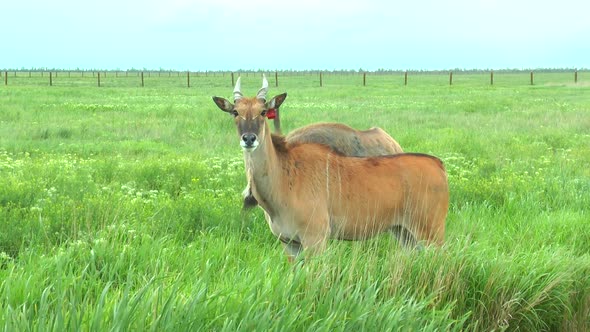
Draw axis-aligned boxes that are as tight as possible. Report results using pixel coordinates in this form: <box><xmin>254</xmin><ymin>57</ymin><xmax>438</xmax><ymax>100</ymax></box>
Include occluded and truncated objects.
<box><xmin>244</xmin><ymin>127</ymin><xmax>284</xmax><ymax>209</ymax></box>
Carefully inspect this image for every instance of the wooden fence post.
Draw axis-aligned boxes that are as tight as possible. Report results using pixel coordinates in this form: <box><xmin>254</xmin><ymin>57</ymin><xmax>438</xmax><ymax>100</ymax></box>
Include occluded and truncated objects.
<box><xmin>4</xmin><ymin>71</ymin><xmax>7</xmax><ymax>85</ymax></box>
<box><xmin>275</xmin><ymin>71</ymin><xmax>278</xmax><ymax>87</ymax></box>
<box><xmin>49</xmin><ymin>72</ymin><xmax>53</xmax><ymax>86</ymax></box>
<box><xmin>575</xmin><ymin>70</ymin><xmax>578</xmax><ymax>84</ymax></box>
<box><xmin>530</xmin><ymin>71</ymin><xmax>534</xmax><ymax>85</ymax></box>
<box><xmin>319</xmin><ymin>72</ymin><xmax>323</xmax><ymax>87</ymax></box>
<box><xmin>141</xmin><ymin>72</ymin><xmax>144</xmax><ymax>87</ymax></box>
<box><xmin>363</xmin><ymin>72</ymin><xmax>366</xmax><ymax>86</ymax></box>
<box><xmin>231</xmin><ymin>72</ymin><xmax>235</xmax><ymax>87</ymax></box>
<box><xmin>449</xmin><ymin>72</ymin><xmax>453</xmax><ymax>85</ymax></box>
<box><xmin>98</xmin><ymin>72</ymin><xmax>101</xmax><ymax>87</ymax></box>
<box><xmin>187</xmin><ymin>71</ymin><xmax>190</xmax><ymax>88</ymax></box>
<box><xmin>404</xmin><ymin>71</ymin><xmax>408</xmax><ymax>86</ymax></box>
<box><xmin>490</xmin><ymin>71</ymin><xmax>494</xmax><ymax>85</ymax></box>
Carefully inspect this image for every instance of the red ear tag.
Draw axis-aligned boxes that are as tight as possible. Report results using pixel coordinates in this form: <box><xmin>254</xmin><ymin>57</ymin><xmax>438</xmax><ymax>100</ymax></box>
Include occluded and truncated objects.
<box><xmin>266</xmin><ymin>108</ymin><xmax>277</xmax><ymax>119</ymax></box>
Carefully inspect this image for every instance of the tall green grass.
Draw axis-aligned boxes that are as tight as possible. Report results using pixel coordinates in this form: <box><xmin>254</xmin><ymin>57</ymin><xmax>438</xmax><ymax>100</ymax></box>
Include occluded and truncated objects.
<box><xmin>1</xmin><ymin>73</ymin><xmax>589</xmax><ymax>330</ymax></box>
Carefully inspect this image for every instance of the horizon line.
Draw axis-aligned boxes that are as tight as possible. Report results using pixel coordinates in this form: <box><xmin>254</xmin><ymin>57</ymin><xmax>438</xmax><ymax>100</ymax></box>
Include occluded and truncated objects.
<box><xmin>1</xmin><ymin>67</ymin><xmax>588</xmax><ymax>73</ymax></box>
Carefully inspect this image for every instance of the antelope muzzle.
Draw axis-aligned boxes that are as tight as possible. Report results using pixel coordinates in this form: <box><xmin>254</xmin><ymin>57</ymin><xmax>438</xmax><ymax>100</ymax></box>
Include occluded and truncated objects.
<box><xmin>241</xmin><ymin>133</ymin><xmax>259</xmax><ymax>151</ymax></box>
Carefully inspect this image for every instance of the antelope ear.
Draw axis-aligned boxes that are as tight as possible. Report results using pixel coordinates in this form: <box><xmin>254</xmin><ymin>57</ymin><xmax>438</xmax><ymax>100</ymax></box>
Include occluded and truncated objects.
<box><xmin>212</xmin><ymin>97</ymin><xmax>234</xmax><ymax>113</ymax></box>
<box><xmin>266</xmin><ymin>93</ymin><xmax>287</xmax><ymax>110</ymax></box>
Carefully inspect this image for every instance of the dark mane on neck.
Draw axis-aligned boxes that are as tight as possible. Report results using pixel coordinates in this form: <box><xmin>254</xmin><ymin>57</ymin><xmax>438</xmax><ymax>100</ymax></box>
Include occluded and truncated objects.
<box><xmin>271</xmin><ymin>133</ymin><xmax>289</xmax><ymax>153</ymax></box>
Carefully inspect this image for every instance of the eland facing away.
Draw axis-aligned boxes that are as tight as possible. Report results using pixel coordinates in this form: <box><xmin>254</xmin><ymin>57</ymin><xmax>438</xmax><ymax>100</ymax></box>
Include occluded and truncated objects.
<box><xmin>212</xmin><ymin>77</ymin><xmax>449</xmax><ymax>261</ymax></box>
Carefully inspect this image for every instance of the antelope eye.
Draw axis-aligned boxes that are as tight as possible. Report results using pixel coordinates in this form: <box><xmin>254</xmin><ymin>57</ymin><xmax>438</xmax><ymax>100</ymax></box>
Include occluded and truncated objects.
<box><xmin>231</xmin><ymin>110</ymin><xmax>239</xmax><ymax>117</ymax></box>
<box><xmin>260</xmin><ymin>110</ymin><xmax>267</xmax><ymax>117</ymax></box>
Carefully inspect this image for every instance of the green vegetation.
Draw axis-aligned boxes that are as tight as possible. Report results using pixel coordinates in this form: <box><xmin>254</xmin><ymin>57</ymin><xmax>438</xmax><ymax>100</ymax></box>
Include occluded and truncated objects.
<box><xmin>1</xmin><ymin>72</ymin><xmax>589</xmax><ymax>331</ymax></box>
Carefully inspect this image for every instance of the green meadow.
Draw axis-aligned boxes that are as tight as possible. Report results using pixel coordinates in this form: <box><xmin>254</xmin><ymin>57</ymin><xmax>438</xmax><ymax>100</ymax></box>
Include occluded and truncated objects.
<box><xmin>1</xmin><ymin>72</ymin><xmax>589</xmax><ymax>331</ymax></box>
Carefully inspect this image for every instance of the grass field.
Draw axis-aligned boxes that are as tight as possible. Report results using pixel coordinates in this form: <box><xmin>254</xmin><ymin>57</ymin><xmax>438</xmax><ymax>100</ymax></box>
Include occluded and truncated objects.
<box><xmin>1</xmin><ymin>72</ymin><xmax>589</xmax><ymax>330</ymax></box>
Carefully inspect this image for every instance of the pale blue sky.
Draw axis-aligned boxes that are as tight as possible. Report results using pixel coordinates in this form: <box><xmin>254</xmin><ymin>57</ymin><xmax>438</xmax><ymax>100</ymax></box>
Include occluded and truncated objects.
<box><xmin>3</xmin><ymin>0</ymin><xmax>589</xmax><ymax>71</ymax></box>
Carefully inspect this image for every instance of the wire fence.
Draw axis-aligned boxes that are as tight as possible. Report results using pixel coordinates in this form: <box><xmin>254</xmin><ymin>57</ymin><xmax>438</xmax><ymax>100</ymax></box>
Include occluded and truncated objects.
<box><xmin>1</xmin><ymin>69</ymin><xmax>586</xmax><ymax>88</ymax></box>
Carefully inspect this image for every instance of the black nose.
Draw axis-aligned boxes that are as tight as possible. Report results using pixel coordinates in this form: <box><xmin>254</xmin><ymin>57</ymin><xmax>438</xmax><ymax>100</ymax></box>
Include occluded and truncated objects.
<box><xmin>241</xmin><ymin>133</ymin><xmax>257</xmax><ymax>147</ymax></box>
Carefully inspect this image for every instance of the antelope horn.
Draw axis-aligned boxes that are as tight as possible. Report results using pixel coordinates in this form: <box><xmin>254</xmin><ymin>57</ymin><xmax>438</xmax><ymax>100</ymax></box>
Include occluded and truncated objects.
<box><xmin>256</xmin><ymin>74</ymin><xmax>269</xmax><ymax>100</ymax></box>
<box><xmin>233</xmin><ymin>76</ymin><xmax>243</xmax><ymax>101</ymax></box>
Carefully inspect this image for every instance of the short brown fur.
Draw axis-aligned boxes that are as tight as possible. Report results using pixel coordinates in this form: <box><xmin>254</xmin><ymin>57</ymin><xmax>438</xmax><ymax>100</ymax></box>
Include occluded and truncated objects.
<box><xmin>286</xmin><ymin>122</ymin><xmax>403</xmax><ymax>156</ymax></box>
<box><xmin>250</xmin><ymin>115</ymin><xmax>403</xmax><ymax>210</ymax></box>
<box><xmin>213</xmin><ymin>92</ymin><xmax>449</xmax><ymax>260</ymax></box>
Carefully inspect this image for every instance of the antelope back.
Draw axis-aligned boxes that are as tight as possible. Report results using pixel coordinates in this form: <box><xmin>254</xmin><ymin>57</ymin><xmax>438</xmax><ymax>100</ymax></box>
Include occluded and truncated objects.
<box><xmin>286</xmin><ymin>122</ymin><xmax>403</xmax><ymax>156</ymax></box>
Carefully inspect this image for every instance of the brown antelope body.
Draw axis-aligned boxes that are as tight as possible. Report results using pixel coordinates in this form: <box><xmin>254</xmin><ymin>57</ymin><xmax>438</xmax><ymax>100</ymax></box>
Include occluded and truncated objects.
<box><xmin>213</xmin><ymin>78</ymin><xmax>449</xmax><ymax>260</ymax></box>
<box><xmin>243</xmin><ymin>122</ymin><xmax>404</xmax><ymax>209</ymax></box>
<box><xmin>239</xmin><ymin>76</ymin><xmax>403</xmax><ymax>208</ymax></box>
<box><xmin>286</xmin><ymin>122</ymin><xmax>403</xmax><ymax>156</ymax></box>
<box><xmin>270</xmin><ymin>99</ymin><xmax>402</xmax><ymax>156</ymax></box>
